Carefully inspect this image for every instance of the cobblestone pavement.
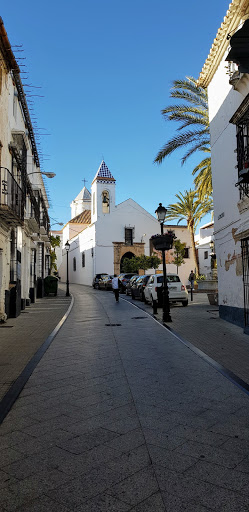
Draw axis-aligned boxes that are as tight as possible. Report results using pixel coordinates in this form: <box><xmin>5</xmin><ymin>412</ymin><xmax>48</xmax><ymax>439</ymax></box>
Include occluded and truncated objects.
<box><xmin>1</xmin><ymin>285</ymin><xmax>249</xmax><ymax>510</ymax></box>
<box><xmin>0</xmin><ymin>286</ymin><xmax>71</xmax><ymax>401</ymax></box>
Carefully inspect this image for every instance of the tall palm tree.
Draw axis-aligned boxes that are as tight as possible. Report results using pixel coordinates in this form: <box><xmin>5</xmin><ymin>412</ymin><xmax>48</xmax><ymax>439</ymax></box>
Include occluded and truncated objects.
<box><xmin>154</xmin><ymin>77</ymin><xmax>212</xmax><ymax>198</ymax></box>
<box><xmin>166</xmin><ymin>189</ymin><xmax>213</xmax><ymax>274</ymax></box>
<box><xmin>192</xmin><ymin>150</ymin><xmax>212</xmax><ymax>200</ymax></box>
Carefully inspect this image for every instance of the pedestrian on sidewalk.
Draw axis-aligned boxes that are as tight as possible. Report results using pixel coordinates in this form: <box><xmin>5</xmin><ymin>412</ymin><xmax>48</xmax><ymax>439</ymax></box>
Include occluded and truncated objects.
<box><xmin>188</xmin><ymin>270</ymin><xmax>195</xmax><ymax>290</ymax></box>
<box><xmin>112</xmin><ymin>274</ymin><xmax>120</xmax><ymax>302</ymax></box>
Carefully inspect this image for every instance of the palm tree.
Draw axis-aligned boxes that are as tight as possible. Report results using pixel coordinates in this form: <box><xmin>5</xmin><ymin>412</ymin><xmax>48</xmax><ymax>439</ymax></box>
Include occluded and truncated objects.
<box><xmin>192</xmin><ymin>150</ymin><xmax>212</xmax><ymax>200</ymax></box>
<box><xmin>166</xmin><ymin>189</ymin><xmax>213</xmax><ymax>274</ymax></box>
<box><xmin>154</xmin><ymin>77</ymin><xmax>212</xmax><ymax>198</ymax></box>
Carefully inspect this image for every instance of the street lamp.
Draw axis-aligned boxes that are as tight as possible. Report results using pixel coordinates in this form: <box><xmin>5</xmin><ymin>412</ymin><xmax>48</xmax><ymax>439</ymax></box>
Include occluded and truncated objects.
<box><xmin>155</xmin><ymin>203</ymin><xmax>172</xmax><ymax>323</ymax></box>
<box><xmin>65</xmin><ymin>240</ymin><xmax>70</xmax><ymax>297</ymax></box>
<box><xmin>28</xmin><ymin>171</ymin><xmax>56</xmax><ymax>178</ymax></box>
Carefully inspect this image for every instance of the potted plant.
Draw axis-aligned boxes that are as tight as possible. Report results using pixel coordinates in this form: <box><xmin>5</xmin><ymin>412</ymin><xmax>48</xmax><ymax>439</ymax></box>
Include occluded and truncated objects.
<box><xmin>151</xmin><ymin>231</ymin><xmax>176</xmax><ymax>251</ymax></box>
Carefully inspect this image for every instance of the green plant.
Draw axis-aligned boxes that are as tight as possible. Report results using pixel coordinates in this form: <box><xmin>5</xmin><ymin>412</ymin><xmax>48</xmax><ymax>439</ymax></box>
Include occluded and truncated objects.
<box><xmin>196</xmin><ymin>274</ymin><xmax>206</xmax><ymax>281</ymax></box>
<box><xmin>172</xmin><ymin>239</ymin><xmax>186</xmax><ymax>274</ymax></box>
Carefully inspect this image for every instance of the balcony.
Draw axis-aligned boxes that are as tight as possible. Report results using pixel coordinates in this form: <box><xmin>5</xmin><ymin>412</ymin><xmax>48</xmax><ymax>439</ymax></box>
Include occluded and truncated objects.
<box><xmin>24</xmin><ymin>180</ymin><xmax>40</xmax><ymax>233</ymax></box>
<box><xmin>0</xmin><ymin>167</ymin><xmax>24</xmax><ymax>225</ymax></box>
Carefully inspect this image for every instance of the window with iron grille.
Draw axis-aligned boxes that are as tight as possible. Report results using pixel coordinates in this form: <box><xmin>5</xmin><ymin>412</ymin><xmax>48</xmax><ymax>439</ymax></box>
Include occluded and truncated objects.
<box><xmin>73</xmin><ymin>257</ymin><xmax>76</xmax><ymax>271</ymax></box>
<box><xmin>82</xmin><ymin>252</ymin><xmax>85</xmax><ymax>267</ymax></box>
<box><xmin>125</xmin><ymin>228</ymin><xmax>133</xmax><ymax>245</ymax></box>
<box><xmin>236</xmin><ymin>122</ymin><xmax>249</xmax><ymax>198</ymax></box>
<box><xmin>204</xmin><ymin>251</ymin><xmax>208</xmax><ymax>259</ymax></box>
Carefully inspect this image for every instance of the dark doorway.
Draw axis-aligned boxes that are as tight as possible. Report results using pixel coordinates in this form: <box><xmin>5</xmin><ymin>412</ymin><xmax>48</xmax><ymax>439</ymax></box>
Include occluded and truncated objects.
<box><xmin>120</xmin><ymin>252</ymin><xmax>135</xmax><ymax>272</ymax></box>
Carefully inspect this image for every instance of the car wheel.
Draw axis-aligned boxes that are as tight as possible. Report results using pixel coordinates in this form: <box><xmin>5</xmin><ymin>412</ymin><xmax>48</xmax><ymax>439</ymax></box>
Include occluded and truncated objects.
<box><xmin>125</xmin><ymin>289</ymin><xmax>129</xmax><ymax>295</ymax></box>
<box><xmin>96</xmin><ymin>283</ymin><xmax>100</xmax><ymax>290</ymax></box>
<box><xmin>182</xmin><ymin>300</ymin><xmax>188</xmax><ymax>307</ymax></box>
<box><xmin>131</xmin><ymin>291</ymin><xmax>135</xmax><ymax>299</ymax></box>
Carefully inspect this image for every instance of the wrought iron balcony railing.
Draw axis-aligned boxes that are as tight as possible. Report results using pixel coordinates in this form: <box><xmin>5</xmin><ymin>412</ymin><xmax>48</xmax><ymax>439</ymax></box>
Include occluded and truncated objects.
<box><xmin>0</xmin><ymin>166</ymin><xmax>24</xmax><ymax>225</ymax></box>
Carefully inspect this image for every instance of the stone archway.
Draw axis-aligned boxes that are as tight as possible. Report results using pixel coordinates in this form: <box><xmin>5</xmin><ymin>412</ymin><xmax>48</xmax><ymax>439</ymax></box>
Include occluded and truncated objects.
<box><xmin>120</xmin><ymin>252</ymin><xmax>134</xmax><ymax>272</ymax></box>
<box><xmin>113</xmin><ymin>242</ymin><xmax>144</xmax><ymax>275</ymax></box>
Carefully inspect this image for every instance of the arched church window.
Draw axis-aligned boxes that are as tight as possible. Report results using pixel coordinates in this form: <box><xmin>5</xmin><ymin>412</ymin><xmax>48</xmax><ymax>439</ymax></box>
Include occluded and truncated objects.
<box><xmin>102</xmin><ymin>191</ymin><xmax>110</xmax><ymax>213</ymax></box>
<box><xmin>73</xmin><ymin>257</ymin><xmax>76</xmax><ymax>271</ymax></box>
<box><xmin>93</xmin><ymin>192</ymin><xmax>95</xmax><ymax>215</ymax></box>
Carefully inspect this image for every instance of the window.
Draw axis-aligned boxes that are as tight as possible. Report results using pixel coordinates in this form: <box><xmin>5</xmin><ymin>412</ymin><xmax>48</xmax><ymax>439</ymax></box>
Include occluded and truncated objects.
<box><xmin>236</xmin><ymin>122</ymin><xmax>249</xmax><ymax>197</ymax></box>
<box><xmin>82</xmin><ymin>252</ymin><xmax>85</xmax><ymax>267</ymax></box>
<box><xmin>125</xmin><ymin>228</ymin><xmax>133</xmax><ymax>245</ymax></box>
<box><xmin>102</xmin><ymin>191</ymin><xmax>110</xmax><ymax>213</ymax></box>
<box><xmin>184</xmin><ymin>248</ymin><xmax>189</xmax><ymax>258</ymax></box>
<box><xmin>73</xmin><ymin>257</ymin><xmax>76</xmax><ymax>271</ymax></box>
<box><xmin>204</xmin><ymin>251</ymin><xmax>208</xmax><ymax>259</ymax></box>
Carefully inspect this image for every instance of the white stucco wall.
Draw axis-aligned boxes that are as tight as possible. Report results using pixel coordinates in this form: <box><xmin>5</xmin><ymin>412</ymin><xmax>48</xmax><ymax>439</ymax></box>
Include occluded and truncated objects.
<box><xmin>208</xmin><ymin>55</ymin><xmax>249</xmax><ymax>319</ymax></box>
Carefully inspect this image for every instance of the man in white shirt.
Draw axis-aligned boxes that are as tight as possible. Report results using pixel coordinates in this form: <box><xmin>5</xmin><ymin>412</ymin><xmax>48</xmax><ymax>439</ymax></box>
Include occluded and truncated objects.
<box><xmin>112</xmin><ymin>274</ymin><xmax>120</xmax><ymax>302</ymax></box>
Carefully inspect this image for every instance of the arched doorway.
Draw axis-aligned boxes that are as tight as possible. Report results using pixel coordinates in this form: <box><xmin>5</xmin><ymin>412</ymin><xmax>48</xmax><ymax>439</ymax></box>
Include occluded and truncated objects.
<box><xmin>120</xmin><ymin>251</ymin><xmax>135</xmax><ymax>272</ymax></box>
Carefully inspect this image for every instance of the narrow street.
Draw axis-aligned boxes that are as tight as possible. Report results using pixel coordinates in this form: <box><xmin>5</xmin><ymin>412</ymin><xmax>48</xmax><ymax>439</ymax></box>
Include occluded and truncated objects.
<box><xmin>1</xmin><ymin>285</ymin><xmax>249</xmax><ymax>510</ymax></box>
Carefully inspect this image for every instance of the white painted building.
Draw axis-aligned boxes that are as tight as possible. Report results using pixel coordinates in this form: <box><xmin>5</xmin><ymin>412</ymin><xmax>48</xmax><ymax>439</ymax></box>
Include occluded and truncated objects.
<box><xmin>195</xmin><ymin>222</ymin><xmax>214</xmax><ymax>278</ymax></box>
<box><xmin>56</xmin><ymin>161</ymin><xmax>195</xmax><ymax>287</ymax></box>
<box><xmin>0</xmin><ymin>18</ymin><xmax>51</xmax><ymax>319</ymax></box>
<box><xmin>198</xmin><ymin>0</ymin><xmax>249</xmax><ymax>330</ymax></box>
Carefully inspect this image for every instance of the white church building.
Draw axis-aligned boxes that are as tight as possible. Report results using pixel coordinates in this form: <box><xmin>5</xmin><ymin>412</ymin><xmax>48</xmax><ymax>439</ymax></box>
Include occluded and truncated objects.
<box><xmin>56</xmin><ymin>161</ymin><xmax>195</xmax><ymax>287</ymax></box>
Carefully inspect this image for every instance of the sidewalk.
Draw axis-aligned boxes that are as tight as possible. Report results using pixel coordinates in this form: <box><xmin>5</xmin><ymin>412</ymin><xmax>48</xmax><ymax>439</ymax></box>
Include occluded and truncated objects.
<box><xmin>1</xmin><ymin>284</ymin><xmax>249</xmax><ymax>510</ymax></box>
<box><xmin>0</xmin><ymin>286</ymin><xmax>71</xmax><ymax>402</ymax></box>
<box><xmin>132</xmin><ymin>291</ymin><xmax>249</xmax><ymax>388</ymax></box>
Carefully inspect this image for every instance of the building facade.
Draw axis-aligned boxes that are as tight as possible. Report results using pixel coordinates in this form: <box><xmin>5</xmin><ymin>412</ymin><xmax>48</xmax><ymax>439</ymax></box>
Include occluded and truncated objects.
<box><xmin>0</xmin><ymin>18</ymin><xmax>51</xmax><ymax>320</ymax></box>
<box><xmin>198</xmin><ymin>0</ymin><xmax>249</xmax><ymax>330</ymax></box>
<box><xmin>56</xmin><ymin>161</ymin><xmax>195</xmax><ymax>287</ymax></box>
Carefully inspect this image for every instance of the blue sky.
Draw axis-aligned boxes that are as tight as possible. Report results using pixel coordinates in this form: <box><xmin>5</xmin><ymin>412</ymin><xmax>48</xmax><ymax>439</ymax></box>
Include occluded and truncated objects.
<box><xmin>2</xmin><ymin>0</ymin><xmax>229</xmax><ymax>228</ymax></box>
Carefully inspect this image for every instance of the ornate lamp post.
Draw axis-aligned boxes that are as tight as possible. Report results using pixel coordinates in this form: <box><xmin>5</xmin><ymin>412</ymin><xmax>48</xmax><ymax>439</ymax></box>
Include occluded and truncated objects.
<box><xmin>65</xmin><ymin>240</ymin><xmax>70</xmax><ymax>296</ymax></box>
<box><xmin>154</xmin><ymin>203</ymin><xmax>173</xmax><ymax>323</ymax></box>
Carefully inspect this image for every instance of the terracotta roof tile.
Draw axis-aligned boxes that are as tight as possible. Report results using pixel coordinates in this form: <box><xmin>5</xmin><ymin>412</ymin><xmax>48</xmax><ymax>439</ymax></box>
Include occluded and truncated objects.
<box><xmin>70</xmin><ymin>210</ymin><xmax>91</xmax><ymax>224</ymax></box>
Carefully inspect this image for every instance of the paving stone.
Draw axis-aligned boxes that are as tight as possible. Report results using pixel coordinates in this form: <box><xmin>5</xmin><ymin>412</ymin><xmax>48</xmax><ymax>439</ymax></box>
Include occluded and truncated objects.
<box><xmin>16</xmin><ymin>495</ymin><xmax>71</xmax><ymax>511</ymax></box>
<box><xmin>55</xmin><ymin>427</ymin><xmax>120</xmax><ymax>454</ymax></box>
<box><xmin>148</xmin><ymin>444</ymin><xmax>197</xmax><ymax>473</ymax></box>
<box><xmin>131</xmin><ymin>492</ymin><xmax>166</xmax><ymax>511</ymax></box>
<box><xmin>78</xmin><ymin>492</ymin><xmax>131</xmax><ymax>511</ymax></box>
<box><xmin>106</xmin><ymin>466</ymin><xmax>159</xmax><ymax>506</ymax></box>
<box><xmin>175</xmin><ymin>439</ymin><xmax>247</xmax><ymax>468</ymax></box>
<box><xmin>184</xmin><ymin>460</ymin><xmax>249</xmax><ymax>492</ymax></box>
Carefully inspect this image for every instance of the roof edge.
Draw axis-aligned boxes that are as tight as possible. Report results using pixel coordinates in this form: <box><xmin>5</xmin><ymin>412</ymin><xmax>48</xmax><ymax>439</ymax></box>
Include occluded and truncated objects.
<box><xmin>198</xmin><ymin>0</ymin><xmax>249</xmax><ymax>88</ymax></box>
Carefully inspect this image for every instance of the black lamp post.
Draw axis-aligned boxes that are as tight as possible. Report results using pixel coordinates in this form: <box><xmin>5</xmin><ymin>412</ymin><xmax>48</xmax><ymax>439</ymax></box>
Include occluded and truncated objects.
<box><xmin>155</xmin><ymin>203</ymin><xmax>172</xmax><ymax>323</ymax></box>
<box><xmin>65</xmin><ymin>240</ymin><xmax>70</xmax><ymax>296</ymax></box>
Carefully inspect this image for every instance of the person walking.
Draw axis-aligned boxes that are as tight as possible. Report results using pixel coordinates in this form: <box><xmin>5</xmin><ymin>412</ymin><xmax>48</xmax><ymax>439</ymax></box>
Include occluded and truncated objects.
<box><xmin>189</xmin><ymin>270</ymin><xmax>195</xmax><ymax>290</ymax></box>
<box><xmin>112</xmin><ymin>274</ymin><xmax>120</xmax><ymax>302</ymax></box>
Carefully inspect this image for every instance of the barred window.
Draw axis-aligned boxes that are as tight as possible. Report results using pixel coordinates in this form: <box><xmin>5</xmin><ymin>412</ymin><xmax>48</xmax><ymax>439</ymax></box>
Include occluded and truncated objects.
<box><xmin>125</xmin><ymin>228</ymin><xmax>133</xmax><ymax>245</ymax></box>
<box><xmin>73</xmin><ymin>257</ymin><xmax>76</xmax><ymax>271</ymax></box>
<box><xmin>82</xmin><ymin>252</ymin><xmax>85</xmax><ymax>267</ymax></box>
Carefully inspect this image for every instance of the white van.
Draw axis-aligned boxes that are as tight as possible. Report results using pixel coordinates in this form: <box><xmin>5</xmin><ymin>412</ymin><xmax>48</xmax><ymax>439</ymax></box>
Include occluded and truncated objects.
<box><xmin>144</xmin><ymin>273</ymin><xmax>188</xmax><ymax>307</ymax></box>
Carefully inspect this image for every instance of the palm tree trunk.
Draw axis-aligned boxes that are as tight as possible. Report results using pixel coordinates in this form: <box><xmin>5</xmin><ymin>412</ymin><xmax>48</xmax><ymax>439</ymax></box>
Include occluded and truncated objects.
<box><xmin>190</xmin><ymin>226</ymin><xmax>199</xmax><ymax>275</ymax></box>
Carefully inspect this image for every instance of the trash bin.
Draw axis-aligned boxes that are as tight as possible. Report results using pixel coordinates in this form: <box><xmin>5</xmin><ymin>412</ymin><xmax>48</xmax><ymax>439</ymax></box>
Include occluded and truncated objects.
<box><xmin>44</xmin><ymin>275</ymin><xmax>58</xmax><ymax>296</ymax></box>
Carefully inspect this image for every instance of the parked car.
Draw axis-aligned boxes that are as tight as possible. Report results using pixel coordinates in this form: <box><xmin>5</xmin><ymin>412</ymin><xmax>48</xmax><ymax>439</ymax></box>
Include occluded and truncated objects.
<box><xmin>92</xmin><ymin>273</ymin><xmax>108</xmax><ymax>289</ymax></box>
<box><xmin>144</xmin><ymin>273</ymin><xmax>188</xmax><ymax>307</ymax></box>
<box><xmin>125</xmin><ymin>275</ymin><xmax>139</xmax><ymax>295</ymax></box>
<box><xmin>98</xmin><ymin>274</ymin><xmax>114</xmax><ymax>290</ymax></box>
<box><xmin>130</xmin><ymin>275</ymin><xmax>151</xmax><ymax>301</ymax></box>
<box><xmin>118</xmin><ymin>273</ymin><xmax>138</xmax><ymax>293</ymax></box>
